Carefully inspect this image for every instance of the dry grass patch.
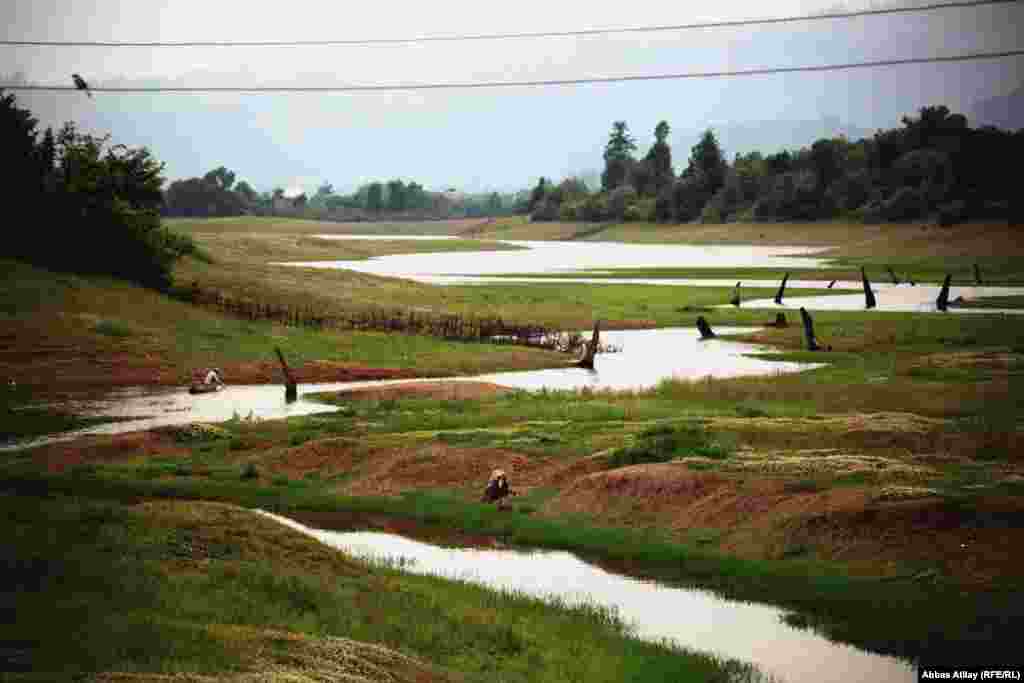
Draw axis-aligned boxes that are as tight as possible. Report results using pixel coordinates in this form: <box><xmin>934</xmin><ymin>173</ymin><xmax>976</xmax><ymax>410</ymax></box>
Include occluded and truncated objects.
<box><xmin>92</xmin><ymin>625</ymin><xmax>455</xmax><ymax>683</ymax></box>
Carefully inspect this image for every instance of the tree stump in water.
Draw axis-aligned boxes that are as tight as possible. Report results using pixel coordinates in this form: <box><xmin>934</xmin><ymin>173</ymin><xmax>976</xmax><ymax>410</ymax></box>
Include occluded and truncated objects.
<box><xmin>800</xmin><ymin>307</ymin><xmax>820</xmax><ymax>351</ymax></box>
<box><xmin>274</xmin><ymin>346</ymin><xmax>299</xmax><ymax>402</ymax></box>
<box><xmin>861</xmin><ymin>267</ymin><xmax>877</xmax><ymax>309</ymax></box>
<box><xmin>974</xmin><ymin>263</ymin><xmax>983</xmax><ymax>285</ymax></box>
<box><xmin>578</xmin><ymin>320</ymin><xmax>601</xmax><ymax>369</ymax></box>
<box><xmin>936</xmin><ymin>274</ymin><xmax>952</xmax><ymax>312</ymax></box>
<box><xmin>774</xmin><ymin>273</ymin><xmax>789</xmax><ymax>305</ymax></box>
<box><xmin>729</xmin><ymin>282</ymin><xmax>741</xmax><ymax>307</ymax></box>
<box><xmin>827</xmin><ymin>280</ymin><xmax>836</xmax><ymax>289</ymax></box>
<box><xmin>696</xmin><ymin>316</ymin><xmax>716</xmax><ymax>340</ymax></box>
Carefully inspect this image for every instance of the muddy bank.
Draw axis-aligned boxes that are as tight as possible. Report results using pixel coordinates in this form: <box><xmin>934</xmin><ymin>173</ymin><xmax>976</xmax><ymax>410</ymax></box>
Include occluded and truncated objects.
<box><xmin>3</xmin><ymin>356</ymin><xmax>421</xmax><ymax>395</ymax></box>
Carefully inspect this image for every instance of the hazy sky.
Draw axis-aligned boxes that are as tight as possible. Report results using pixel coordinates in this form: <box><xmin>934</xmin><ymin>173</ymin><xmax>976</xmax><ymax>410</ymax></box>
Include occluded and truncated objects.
<box><xmin>2</xmin><ymin>0</ymin><xmax>1021</xmax><ymax>194</ymax></box>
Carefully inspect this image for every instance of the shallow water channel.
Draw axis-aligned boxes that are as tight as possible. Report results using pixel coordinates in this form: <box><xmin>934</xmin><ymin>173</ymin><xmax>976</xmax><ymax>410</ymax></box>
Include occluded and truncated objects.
<box><xmin>283</xmin><ymin>236</ymin><xmax>1024</xmax><ymax>314</ymax></box>
<box><xmin>257</xmin><ymin>511</ymin><xmax>916</xmax><ymax>683</ymax></box>
<box><xmin>3</xmin><ymin>328</ymin><xmax>820</xmax><ymax>450</ymax></box>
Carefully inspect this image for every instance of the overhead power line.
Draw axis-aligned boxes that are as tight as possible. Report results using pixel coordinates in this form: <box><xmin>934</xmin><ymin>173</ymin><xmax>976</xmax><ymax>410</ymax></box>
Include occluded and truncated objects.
<box><xmin>1</xmin><ymin>0</ymin><xmax>1019</xmax><ymax>47</ymax></box>
<box><xmin>3</xmin><ymin>50</ymin><xmax>1022</xmax><ymax>93</ymax></box>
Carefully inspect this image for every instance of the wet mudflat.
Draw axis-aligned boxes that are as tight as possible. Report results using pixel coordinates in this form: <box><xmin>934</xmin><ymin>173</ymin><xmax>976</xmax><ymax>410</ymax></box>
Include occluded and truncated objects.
<box><xmin>258</xmin><ymin>511</ymin><xmax>916</xmax><ymax>683</ymax></box>
<box><xmin>1</xmin><ymin>327</ymin><xmax>820</xmax><ymax>449</ymax></box>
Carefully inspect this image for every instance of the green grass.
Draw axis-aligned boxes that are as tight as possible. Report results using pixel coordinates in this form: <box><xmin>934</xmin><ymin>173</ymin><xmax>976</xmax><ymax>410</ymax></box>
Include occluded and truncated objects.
<box><xmin>0</xmin><ymin>492</ymin><xmax>768</xmax><ymax>682</ymax></box>
<box><xmin>0</xmin><ymin>472</ymin><xmax>1017</xmax><ymax>669</ymax></box>
<box><xmin>606</xmin><ymin>423</ymin><xmax>733</xmax><ymax>467</ymax></box>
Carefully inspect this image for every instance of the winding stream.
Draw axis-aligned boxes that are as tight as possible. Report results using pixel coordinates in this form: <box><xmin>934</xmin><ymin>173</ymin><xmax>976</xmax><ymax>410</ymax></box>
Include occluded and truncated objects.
<box><xmin>2</xmin><ymin>327</ymin><xmax>821</xmax><ymax>450</ymax></box>
<box><xmin>257</xmin><ymin>511</ymin><xmax>917</xmax><ymax>683</ymax></box>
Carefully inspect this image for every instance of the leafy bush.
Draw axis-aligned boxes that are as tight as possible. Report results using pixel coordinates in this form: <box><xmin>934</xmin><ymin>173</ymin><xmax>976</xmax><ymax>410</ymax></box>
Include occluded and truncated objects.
<box><xmin>608</xmin><ymin>185</ymin><xmax>638</xmax><ymax>221</ymax></box>
<box><xmin>92</xmin><ymin>319</ymin><xmax>134</xmax><ymax>337</ymax></box>
<box><xmin>240</xmin><ymin>462</ymin><xmax>259</xmax><ymax>480</ymax></box>
<box><xmin>581</xmin><ymin>194</ymin><xmax>610</xmax><ymax>222</ymax></box>
<box><xmin>529</xmin><ymin>199</ymin><xmax>560</xmax><ymax>222</ymax></box>
<box><xmin>606</xmin><ymin>423</ymin><xmax>730</xmax><ymax>468</ymax></box>
<box><xmin>559</xmin><ymin>199</ymin><xmax>586</xmax><ymax>221</ymax></box>
<box><xmin>623</xmin><ymin>198</ymin><xmax>655</xmax><ymax>222</ymax></box>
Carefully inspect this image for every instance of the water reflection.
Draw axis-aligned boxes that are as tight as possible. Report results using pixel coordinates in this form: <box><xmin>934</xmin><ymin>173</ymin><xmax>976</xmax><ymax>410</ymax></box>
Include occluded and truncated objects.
<box><xmin>275</xmin><ymin>240</ymin><xmax>831</xmax><ymax>281</ymax></box>
<box><xmin>1</xmin><ymin>328</ymin><xmax>821</xmax><ymax>449</ymax></box>
<box><xmin>257</xmin><ymin>511</ymin><xmax>916</xmax><ymax>683</ymax></box>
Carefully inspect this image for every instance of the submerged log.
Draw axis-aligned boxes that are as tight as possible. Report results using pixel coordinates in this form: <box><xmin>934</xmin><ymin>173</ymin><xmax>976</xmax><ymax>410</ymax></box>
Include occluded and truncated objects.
<box><xmin>800</xmin><ymin>307</ymin><xmax>820</xmax><ymax>351</ymax></box>
<box><xmin>861</xmin><ymin>267</ymin><xmax>877</xmax><ymax>309</ymax></box>
<box><xmin>886</xmin><ymin>266</ymin><xmax>901</xmax><ymax>285</ymax></box>
<box><xmin>774</xmin><ymin>273</ymin><xmax>790</xmax><ymax>305</ymax></box>
<box><xmin>729</xmin><ymin>282</ymin><xmax>741</xmax><ymax>307</ymax></box>
<box><xmin>936</xmin><ymin>274</ymin><xmax>952</xmax><ymax>312</ymax></box>
<box><xmin>274</xmin><ymin>346</ymin><xmax>299</xmax><ymax>402</ymax></box>
<box><xmin>578</xmin><ymin>320</ymin><xmax>601</xmax><ymax>369</ymax></box>
<box><xmin>696</xmin><ymin>315</ymin><xmax>716</xmax><ymax>340</ymax></box>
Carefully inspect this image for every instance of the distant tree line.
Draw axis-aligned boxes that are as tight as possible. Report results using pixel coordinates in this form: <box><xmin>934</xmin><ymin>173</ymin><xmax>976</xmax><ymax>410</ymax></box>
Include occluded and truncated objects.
<box><xmin>164</xmin><ymin>171</ymin><xmax>517</xmax><ymax>221</ymax></box>
<box><xmin>1</xmin><ymin>90</ymin><xmax>199</xmax><ymax>290</ymax></box>
<box><xmin>523</xmin><ymin>106</ymin><xmax>1024</xmax><ymax>226</ymax></box>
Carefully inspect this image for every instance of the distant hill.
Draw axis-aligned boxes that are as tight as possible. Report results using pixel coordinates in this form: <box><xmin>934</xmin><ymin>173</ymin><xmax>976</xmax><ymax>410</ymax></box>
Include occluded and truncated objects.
<box><xmin>674</xmin><ymin>116</ymin><xmax>877</xmax><ymax>159</ymax></box>
<box><xmin>969</xmin><ymin>85</ymin><xmax>1024</xmax><ymax>130</ymax></box>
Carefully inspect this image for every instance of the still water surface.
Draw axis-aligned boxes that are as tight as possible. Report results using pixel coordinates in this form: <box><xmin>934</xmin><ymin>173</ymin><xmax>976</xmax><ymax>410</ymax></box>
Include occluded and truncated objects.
<box><xmin>283</xmin><ymin>237</ymin><xmax>1024</xmax><ymax>313</ymax></box>
<box><xmin>2</xmin><ymin>328</ymin><xmax>820</xmax><ymax>450</ymax></box>
<box><xmin>257</xmin><ymin>511</ymin><xmax>916</xmax><ymax>683</ymax></box>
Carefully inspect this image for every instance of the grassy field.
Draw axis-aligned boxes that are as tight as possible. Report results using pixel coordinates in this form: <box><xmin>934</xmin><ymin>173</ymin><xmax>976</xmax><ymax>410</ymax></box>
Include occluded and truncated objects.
<box><xmin>4</xmin><ymin>216</ymin><xmax>1024</xmax><ymax>680</ymax></box>
<box><xmin>1</xmin><ymin>492</ymin><xmax>764</xmax><ymax>682</ymax></box>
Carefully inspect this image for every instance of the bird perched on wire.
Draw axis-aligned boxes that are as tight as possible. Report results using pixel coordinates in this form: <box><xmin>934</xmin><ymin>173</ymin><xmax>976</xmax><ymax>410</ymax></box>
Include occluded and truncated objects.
<box><xmin>72</xmin><ymin>73</ymin><xmax>92</xmax><ymax>98</ymax></box>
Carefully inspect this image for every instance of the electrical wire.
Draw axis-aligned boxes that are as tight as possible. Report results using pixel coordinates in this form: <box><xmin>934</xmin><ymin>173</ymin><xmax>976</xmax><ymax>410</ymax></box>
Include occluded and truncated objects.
<box><xmin>0</xmin><ymin>0</ymin><xmax>1018</xmax><ymax>47</ymax></box>
<box><xmin>3</xmin><ymin>49</ymin><xmax>1022</xmax><ymax>93</ymax></box>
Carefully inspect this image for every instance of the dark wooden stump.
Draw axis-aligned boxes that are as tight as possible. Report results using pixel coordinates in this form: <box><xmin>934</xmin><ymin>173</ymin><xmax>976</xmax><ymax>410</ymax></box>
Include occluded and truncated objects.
<box><xmin>696</xmin><ymin>316</ymin><xmax>716</xmax><ymax>339</ymax></box>
<box><xmin>578</xmin><ymin>320</ymin><xmax>601</xmax><ymax>369</ymax></box>
<box><xmin>861</xmin><ymin>267</ymin><xmax>877</xmax><ymax>310</ymax></box>
<box><xmin>974</xmin><ymin>263</ymin><xmax>983</xmax><ymax>285</ymax></box>
<box><xmin>774</xmin><ymin>273</ymin><xmax>789</xmax><ymax>305</ymax></box>
<box><xmin>800</xmin><ymin>307</ymin><xmax>820</xmax><ymax>351</ymax></box>
<box><xmin>827</xmin><ymin>280</ymin><xmax>836</xmax><ymax>289</ymax></box>
<box><xmin>274</xmin><ymin>346</ymin><xmax>299</xmax><ymax>402</ymax></box>
<box><xmin>936</xmin><ymin>274</ymin><xmax>952</xmax><ymax>312</ymax></box>
<box><xmin>729</xmin><ymin>282</ymin><xmax>741</xmax><ymax>307</ymax></box>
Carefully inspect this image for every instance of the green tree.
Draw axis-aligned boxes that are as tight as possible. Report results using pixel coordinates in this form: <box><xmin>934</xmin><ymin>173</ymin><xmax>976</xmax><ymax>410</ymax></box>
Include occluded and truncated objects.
<box><xmin>366</xmin><ymin>182</ymin><xmax>384</xmax><ymax>212</ymax></box>
<box><xmin>488</xmin><ymin>192</ymin><xmax>502</xmax><ymax>212</ymax></box>
<box><xmin>386</xmin><ymin>179</ymin><xmax>407</xmax><ymax>211</ymax></box>
<box><xmin>528</xmin><ymin>177</ymin><xmax>548</xmax><ymax>213</ymax></box>
<box><xmin>234</xmin><ymin>180</ymin><xmax>257</xmax><ymax>204</ymax></box>
<box><xmin>602</xmin><ymin>121</ymin><xmax>637</xmax><ymax>191</ymax></box>
<box><xmin>203</xmin><ymin>166</ymin><xmax>236</xmax><ymax>191</ymax></box>
<box><xmin>684</xmin><ymin>129</ymin><xmax>727</xmax><ymax>194</ymax></box>
<box><xmin>643</xmin><ymin>120</ymin><xmax>674</xmax><ymax>196</ymax></box>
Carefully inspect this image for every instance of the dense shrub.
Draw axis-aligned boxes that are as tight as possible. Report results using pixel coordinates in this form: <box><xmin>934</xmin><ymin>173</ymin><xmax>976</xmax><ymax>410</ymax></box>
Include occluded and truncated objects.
<box><xmin>608</xmin><ymin>185</ymin><xmax>638</xmax><ymax>221</ymax></box>
<box><xmin>582</xmin><ymin>194</ymin><xmax>610</xmax><ymax>222</ymax></box>
<box><xmin>624</xmin><ymin>198</ymin><xmax>655</xmax><ymax>222</ymax></box>
<box><xmin>606</xmin><ymin>423</ymin><xmax>730</xmax><ymax>468</ymax></box>
<box><xmin>1</xmin><ymin>94</ymin><xmax>194</xmax><ymax>291</ymax></box>
<box><xmin>529</xmin><ymin>199</ymin><xmax>560</xmax><ymax>222</ymax></box>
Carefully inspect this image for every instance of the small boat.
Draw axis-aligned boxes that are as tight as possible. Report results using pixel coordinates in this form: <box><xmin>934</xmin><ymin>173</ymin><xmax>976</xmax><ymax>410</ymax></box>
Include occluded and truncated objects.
<box><xmin>189</xmin><ymin>383</ymin><xmax>225</xmax><ymax>395</ymax></box>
